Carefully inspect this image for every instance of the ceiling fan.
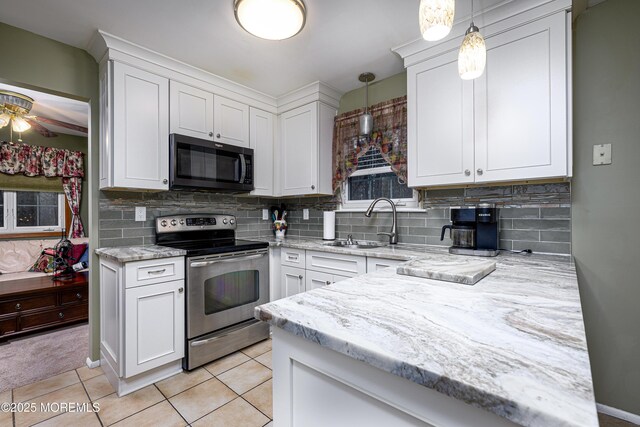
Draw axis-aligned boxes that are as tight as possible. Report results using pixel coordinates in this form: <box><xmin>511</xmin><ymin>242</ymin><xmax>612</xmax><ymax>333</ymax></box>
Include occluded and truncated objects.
<box><xmin>0</xmin><ymin>90</ymin><xmax>88</xmax><ymax>141</ymax></box>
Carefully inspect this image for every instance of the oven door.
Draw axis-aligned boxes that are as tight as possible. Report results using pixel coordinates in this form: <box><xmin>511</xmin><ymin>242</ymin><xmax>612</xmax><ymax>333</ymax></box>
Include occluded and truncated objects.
<box><xmin>170</xmin><ymin>133</ymin><xmax>253</xmax><ymax>191</ymax></box>
<box><xmin>186</xmin><ymin>249</ymin><xmax>268</xmax><ymax>339</ymax></box>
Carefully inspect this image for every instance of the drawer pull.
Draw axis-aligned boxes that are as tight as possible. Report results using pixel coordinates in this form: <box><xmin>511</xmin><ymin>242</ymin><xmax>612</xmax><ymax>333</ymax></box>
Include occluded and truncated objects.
<box><xmin>298</xmin><ymin>275</ymin><xmax>303</xmax><ymax>280</ymax></box>
<box><xmin>178</xmin><ymin>287</ymin><xmax>184</xmax><ymax>293</ymax></box>
<box><xmin>325</xmin><ymin>281</ymin><xmax>332</xmax><ymax>285</ymax></box>
<box><xmin>15</xmin><ymin>303</ymin><xmax>21</xmax><ymax>310</ymax></box>
<box><xmin>287</xmin><ymin>254</ymin><xmax>298</xmax><ymax>261</ymax></box>
<box><xmin>147</xmin><ymin>268</ymin><xmax>167</xmax><ymax>275</ymax></box>
<box><xmin>76</xmin><ymin>293</ymin><xmax>82</xmax><ymax>299</ymax></box>
<box><xmin>58</xmin><ymin>312</ymin><xmax>64</xmax><ymax>319</ymax></box>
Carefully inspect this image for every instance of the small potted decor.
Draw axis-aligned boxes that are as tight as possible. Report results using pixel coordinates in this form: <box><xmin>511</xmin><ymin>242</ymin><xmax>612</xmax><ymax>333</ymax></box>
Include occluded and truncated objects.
<box><xmin>273</xmin><ymin>220</ymin><xmax>287</xmax><ymax>239</ymax></box>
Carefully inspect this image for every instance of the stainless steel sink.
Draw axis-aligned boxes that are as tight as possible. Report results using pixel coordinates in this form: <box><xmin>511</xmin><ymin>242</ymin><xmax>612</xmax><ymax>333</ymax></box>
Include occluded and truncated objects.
<box><xmin>324</xmin><ymin>240</ymin><xmax>386</xmax><ymax>249</ymax></box>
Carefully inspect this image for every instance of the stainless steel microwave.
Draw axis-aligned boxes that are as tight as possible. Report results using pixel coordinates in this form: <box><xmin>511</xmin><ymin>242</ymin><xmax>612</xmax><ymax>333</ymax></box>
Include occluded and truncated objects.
<box><xmin>169</xmin><ymin>134</ymin><xmax>254</xmax><ymax>192</ymax></box>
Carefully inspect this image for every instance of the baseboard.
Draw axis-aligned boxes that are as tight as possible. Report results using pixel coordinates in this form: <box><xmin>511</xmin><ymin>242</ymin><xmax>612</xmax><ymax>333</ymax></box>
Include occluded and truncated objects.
<box><xmin>86</xmin><ymin>357</ymin><xmax>101</xmax><ymax>369</ymax></box>
<box><xmin>597</xmin><ymin>402</ymin><xmax>640</xmax><ymax>425</ymax></box>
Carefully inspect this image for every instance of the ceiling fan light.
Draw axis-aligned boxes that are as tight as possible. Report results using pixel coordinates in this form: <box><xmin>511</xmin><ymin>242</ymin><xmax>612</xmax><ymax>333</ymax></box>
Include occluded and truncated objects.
<box><xmin>11</xmin><ymin>116</ymin><xmax>31</xmax><ymax>133</ymax></box>
<box><xmin>0</xmin><ymin>112</ymin><xmax>10</xmax><ymax>129</ymax></box>
<box><xmin>458</xmin><ymin>24</ymin><xmax>486</xmax><ymax>80</ymax></box>
<box><xmin>419</xmin><ymin>0</ymin><xmax>455</xmax><ymax>41</ymax></box>
<box><xmin>234</xmin><ymin>0</ymin><xmax>306</xmax><ymax>41</ymax></box>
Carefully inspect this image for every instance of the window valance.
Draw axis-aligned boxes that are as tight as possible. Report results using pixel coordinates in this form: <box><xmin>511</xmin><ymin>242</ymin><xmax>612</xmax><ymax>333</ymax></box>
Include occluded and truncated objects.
<box><xmin>0</xmin><ymin>141</ymin><xmax>84</xmax><ymax>178</ymax></box>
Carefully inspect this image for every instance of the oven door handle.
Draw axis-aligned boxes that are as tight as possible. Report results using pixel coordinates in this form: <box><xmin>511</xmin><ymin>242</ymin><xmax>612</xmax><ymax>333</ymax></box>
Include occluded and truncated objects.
<box><xmin>189</xmin><ymin>253</ymin><xmax>266</xmax><ymax>268</ymax></box>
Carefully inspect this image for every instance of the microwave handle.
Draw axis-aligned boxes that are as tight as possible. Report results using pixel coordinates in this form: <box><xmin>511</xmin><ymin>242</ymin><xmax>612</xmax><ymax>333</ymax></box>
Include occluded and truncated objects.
<box><xmin>239</xmin><ymin>154</ymin><xmax>246</xmax><ymax>184</ymax></box>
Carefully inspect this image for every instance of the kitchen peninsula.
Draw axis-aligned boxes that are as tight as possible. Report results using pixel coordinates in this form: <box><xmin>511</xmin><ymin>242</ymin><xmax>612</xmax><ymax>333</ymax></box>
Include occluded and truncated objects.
<box><xmin>255</xmin><ymin>248</ymin><xmax>597</xmax><ymax>427</ymax></box>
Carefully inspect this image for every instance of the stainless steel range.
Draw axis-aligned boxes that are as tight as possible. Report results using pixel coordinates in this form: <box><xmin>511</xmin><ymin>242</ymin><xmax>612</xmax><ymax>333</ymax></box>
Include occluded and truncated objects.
<box><xmin>155</xmin><ymin>214</ymin><xmax>270</xmax><ymax>370</ymax></box>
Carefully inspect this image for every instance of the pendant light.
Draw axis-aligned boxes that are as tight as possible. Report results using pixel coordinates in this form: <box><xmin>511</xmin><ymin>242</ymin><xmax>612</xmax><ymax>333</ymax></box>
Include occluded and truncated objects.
<box><xmin>458</xmin><ymin>0</ymin><xmax>486</xmax><ymax>80</ymax></box>
<box><xmin>234</xmin><ymin>0</ymin><xmax>306</xmax><ymax>40</ymax></box>
<box><xmin>358</xmin><ymin>72</ymin><xmax>375</xmax><ymax>137</ymax></box>
<box><xmin>419</xmin><ymin>0</ymin><xmax>455</xmax><ymax>41</ymax></box>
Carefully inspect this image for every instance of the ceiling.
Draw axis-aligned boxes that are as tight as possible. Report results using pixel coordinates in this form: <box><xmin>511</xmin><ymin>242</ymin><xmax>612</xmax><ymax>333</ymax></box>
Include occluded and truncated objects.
<box><xmin>0</xmin><ymin>0</ymin><xmax>508</xmax><ymax>97</ymax></box>
<box><xmin>0</xmin><ymin>82</ymin><xmax>89</xmax><ymax>137</ymax></box>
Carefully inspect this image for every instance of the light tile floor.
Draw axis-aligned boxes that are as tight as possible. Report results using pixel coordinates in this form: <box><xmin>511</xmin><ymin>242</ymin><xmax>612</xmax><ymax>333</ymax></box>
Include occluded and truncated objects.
<box><xmin>0</xmin><ymin>339</ymin><xmax>273</xmax><ymax>427</ymax></box>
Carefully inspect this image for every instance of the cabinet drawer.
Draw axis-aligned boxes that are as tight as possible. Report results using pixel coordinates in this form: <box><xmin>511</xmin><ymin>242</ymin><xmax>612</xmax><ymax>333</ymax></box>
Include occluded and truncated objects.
<box><xmin>59</xmin><ymin>288</ymin><xmax>88</xmax><ymax>305</ymax></box>
<box><xmin>305</xmin><ymin>251</ymin><xmax>366</xmax><ymax>277</ymax></box>
<box><xmin>0</xmin><ymin>316</ymin><xmax>17</xmax><ymax>337</ymax></box>
<box><xmin>305</xmin><ymin>270</ymin><xmax>334</xmax><ymax>292</ymax></box>
<box><xmin>20</xmin><ymin>303</ymin><xmax>88</xmax><ymax>331</ymax></box>
<box><xmin>366</xmin><ymin>257</ymin><xmax>404</xmax><ymax>272</ymax></box>
<box><xmin>125</xmin><ymin>257</ymin><xmax>185</xmax><ymax>288</ymax></box>
<box><xmin>281</xmin><ymin>248</ymin><xmax>306</xmax><ymax>268</ymax></box>
<box><xmin>0</xmin><ymin>294</ymin><xmax>57</xmax><ymax>315</ymax></box>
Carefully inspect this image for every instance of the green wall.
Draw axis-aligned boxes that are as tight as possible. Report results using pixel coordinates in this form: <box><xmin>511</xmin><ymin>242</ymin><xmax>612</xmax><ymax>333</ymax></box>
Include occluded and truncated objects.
<box><xmin>573</xmin><ymin>0</ymin><xmax>640</xmax><ymax>415</ymax></box>
<box><xmin>0</xmin><ymin>129</ymin><xmax>89</xmax><ymax>231</ymax></box>
<box><xmin>0</xmin><ymin>22</ymin><xmax>100</xmax><ymax>362</ymax></box>
<box><xmin>338</xmin><ymin>71</ymin><xmax>407</xmax><ymax>114</ymax></box>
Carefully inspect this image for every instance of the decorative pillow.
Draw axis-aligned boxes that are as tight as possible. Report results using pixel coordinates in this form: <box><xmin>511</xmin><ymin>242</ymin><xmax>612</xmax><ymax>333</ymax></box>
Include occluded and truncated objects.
<box><xmin>29</xmin><ymin>251</ymin><xmax>56</xmax><ymax>273</ymax></box>
<box><xmin>68</xmin><ymin>243</ymin><xmax>88</xmax><ymax>264</ymax></box>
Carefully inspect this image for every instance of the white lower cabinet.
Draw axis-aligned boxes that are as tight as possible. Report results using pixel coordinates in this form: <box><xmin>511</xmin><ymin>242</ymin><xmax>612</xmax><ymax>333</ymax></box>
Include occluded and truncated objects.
<box><xmin>281</xmin><ymin>266</ymin><xmax>306</xmax><ymax>298</ymax></box>
<box><xmin>305</xmin><ymin>270</ymin><xmax>350</xmax><ymax>291</ymax></box>
<box><xmin>99</xmin><ymin>256</ymin><xmax>185</xmax><ymax>396</ymax></box>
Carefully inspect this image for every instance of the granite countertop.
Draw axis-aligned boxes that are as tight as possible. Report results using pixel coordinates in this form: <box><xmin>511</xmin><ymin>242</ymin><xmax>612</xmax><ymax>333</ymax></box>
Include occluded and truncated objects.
<box><xmin>255</xmin><ymin>247</ymin><xmax>597</xmax><ymax>427</ymax></box>
<box><xmin>95</xmin><ymin>245</ymin><xmax>186</xmax><ymax>263</ymax></box>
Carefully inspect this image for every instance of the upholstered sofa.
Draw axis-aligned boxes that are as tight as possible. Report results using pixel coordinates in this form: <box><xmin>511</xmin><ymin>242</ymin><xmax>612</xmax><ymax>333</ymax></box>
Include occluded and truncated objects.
<box><xmin>0</xmin><ymin>238</ymin><xmax>88</xmax><ymax>283</ymax></box>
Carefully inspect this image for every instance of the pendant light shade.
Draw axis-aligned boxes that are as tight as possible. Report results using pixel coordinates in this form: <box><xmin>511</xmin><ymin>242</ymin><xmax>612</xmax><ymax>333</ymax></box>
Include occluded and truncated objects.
<box><xmin>419</xmin><ymin>0</ymin><xmax>455</xmax><ymax>41</ymax></box>
<box><xmin>358</xmin><ymin>72</ymin><xmax>375</xmax><ymax>137</ymax></box>
<box><xmin>234</xmin><ymin>0</ymin><xmax>306</xmax><ymax>40</ymax></box>
<box><xmin>458</xmin><ymin>23</ymin><xmax>486</xmax><ymax>80</ymax></box>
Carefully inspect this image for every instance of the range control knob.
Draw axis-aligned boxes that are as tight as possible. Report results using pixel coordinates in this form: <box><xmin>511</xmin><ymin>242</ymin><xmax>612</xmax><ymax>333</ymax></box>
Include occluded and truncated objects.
<box><xmin>170</xmin><ymin>219</ymin><xmax>177</xmax><ymax>226</ymax></box>
<box><xmin>229</xmin><ymin>219</ymin><xmax>235</xmax><ymax>225</ymax></box>
<box><xmin>160</xmin><ymin>220</ymin><xmax>168</xmax><ymax>227</ymax></box>
<box><xmin>179</xmin><ymin>219</ymin><xmax>185</xmax><ymax>225</ymax></box>
<box><xmin>222</xmin><ymin>218</ymin><xmax>228</xmax><ymax>225</ymax></box>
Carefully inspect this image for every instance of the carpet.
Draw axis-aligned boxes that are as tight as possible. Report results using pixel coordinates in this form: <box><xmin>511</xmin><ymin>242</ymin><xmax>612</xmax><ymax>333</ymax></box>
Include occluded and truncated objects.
<box><xmin>0</xmin><ymin>323</ymin><xmax>89</xmax><ymax>392</ymax></box>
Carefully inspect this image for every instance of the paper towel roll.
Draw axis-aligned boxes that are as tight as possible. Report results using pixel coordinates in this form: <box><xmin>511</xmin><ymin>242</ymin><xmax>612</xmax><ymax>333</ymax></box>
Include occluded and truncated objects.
<box><xmin>323</xmin><ymin>211</ymin><xmax>336</xmax><ymax>240</ymax></box>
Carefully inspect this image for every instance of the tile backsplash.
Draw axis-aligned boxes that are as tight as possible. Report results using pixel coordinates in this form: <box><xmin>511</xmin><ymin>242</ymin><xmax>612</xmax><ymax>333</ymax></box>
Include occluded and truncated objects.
<box><xmin>99</xmin><ymin>182</ymin><xmax>571</xmax><ymax>255</ymax></box>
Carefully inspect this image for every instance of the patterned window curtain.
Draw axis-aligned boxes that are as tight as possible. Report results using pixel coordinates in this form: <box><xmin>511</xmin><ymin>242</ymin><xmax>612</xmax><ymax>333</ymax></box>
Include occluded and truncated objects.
<box><xmin>332</xmin><ymin>96</ymin><xmax>407</xmax><ymax>195</ymax></box>
<box><xmin>0</xmin><ymin>141</ymin><xmax>85</xmax><ymax>237</ymax></box>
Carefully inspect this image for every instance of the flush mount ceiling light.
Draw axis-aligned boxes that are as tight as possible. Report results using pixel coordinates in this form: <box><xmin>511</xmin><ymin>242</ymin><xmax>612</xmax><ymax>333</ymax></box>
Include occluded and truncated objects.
<box><xmin>419</xmin><ymin>0</ymin><xmax>455</xmax><ymax>41</ymax></box>
<box><xmin>458</xmin><ymin>0</ymin><xmax>486</xmax><ymax>80</ymax></box>
<box><xmin>358</xmin><ymin>72</ymin><xmax>375</xmax><ymax>137</ymax></box>
<box><xmin>234</xmin><ymin>0</ymin><xmax>306</xmax><ymax>41</ymax></box>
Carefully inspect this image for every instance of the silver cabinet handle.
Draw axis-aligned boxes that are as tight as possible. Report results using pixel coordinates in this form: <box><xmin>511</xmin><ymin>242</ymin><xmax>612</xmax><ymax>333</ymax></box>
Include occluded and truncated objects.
<box><xmin>325</xmin><ymin>281</ymin><xmax>332</xmax><ymax>285</ymax></box>
<box><xmin>15</xmin><ymin>303</ymin><xmax>21</xmax><ymax>310</ymax></box>
<box><xmin>178</xmin><ymin>287</ymin><xmax>184</xmax><ymax>293</ymax></box>
<box><xmin>208</xmin><ymin>132</ymin><xmax>213</xmax><ymax>137</ymax></box>
<box><xmin>311</xmin><ymin>185</ymin><xmax>315</xmax><ymax>190</ymax></box>
<box><xmin>477</xmin><ymin>169</ymin><xmax>483</xmax><ymax>175</ymax></box>
<box><xmin>298</xmin><ymin>275</ymin><xmax>303</xmax><ymax>279</ymax></box>
<box><xmin>59</xmin><ymin>312</ymin><xmax>64</xmax><ymax>319</ymax></box>
<box><xmin>465</xmin><ymin>169</ymin><xmax>471</xmax><ymax>176</ymax></box>
<box><xmin>162</xmin><ymin>179</ymin><xmax>168</xmax><ymax>184</ymax></box>
<box><xmin>216</xmin><ymin>133</ymin><xmax>221</xmax><ymax>138</ymax></box>
<box><xmin>147</xmin><ymin>269</ymin><xmax>166</xmax><ymax>275</ymax></box>
<box><xmin>76</xmin><ymin>293</ymin><xmax>82</xmax><ymax>299</ymax></box>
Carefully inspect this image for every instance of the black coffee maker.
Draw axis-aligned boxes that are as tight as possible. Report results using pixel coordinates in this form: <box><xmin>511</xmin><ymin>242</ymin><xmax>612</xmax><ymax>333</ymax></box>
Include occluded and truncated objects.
<box><xmin>440</xmin><ymin>203</ymin><xmax>499</xmax><ymax>257</ymax></box>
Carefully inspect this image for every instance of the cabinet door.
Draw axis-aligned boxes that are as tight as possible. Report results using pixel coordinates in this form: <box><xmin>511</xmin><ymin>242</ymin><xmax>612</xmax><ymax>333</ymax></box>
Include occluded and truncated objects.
<box><xmin>249</xmin><ymin>107</ymin><xmax>275</xmax><ymax>196</ymax></box>
<box><xmin>305</xmin><ymin>270</ymin><xmax>334</xmax><ymax>291</ymax></box>
<box><xmin>125</xmin><ymin>280</ymin><xmax>184</xmax><ymax>378</ymax></box>
<box><xmin>213</xmin><ymin>95</ymin><xmax>249</xmax><ymax>147</ymax></box>
<box><xmin>281</xmin><ymin>266</ymin><xmax>305</xmax><ymax>298</ymax></box>
<box><xmin>408</xmin><ymin>51</ymin><xmax>474</xmax><ymax>187</ymax></box>
<box><xmin>169</xmin><ymin>81</ymin><xmax>214</xmax><ymax>140</ymax></box>
<box><xmin>474</xmin><ymin>12</ymin><xmax>567</xmax><ymax>182</ymax></box>
<box><xmin>279</xmin><ymin>103</ymin><xmax>318</xmax><ymax>196</ymax></box>
<box><xmin>112</xmin><ymin>62</ymin><xmax>169</xmax><ymax>190</ymax></box>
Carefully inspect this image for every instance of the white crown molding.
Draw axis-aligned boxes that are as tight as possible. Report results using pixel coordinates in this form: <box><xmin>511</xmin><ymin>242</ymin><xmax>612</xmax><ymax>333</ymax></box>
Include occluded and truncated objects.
<box><xmin>392</xmin><ymin>0</ymin><xmax>571</xmax><ymax>68</ymax></box>
<box><xmin>87</xmin><ymin>30</ymin><xmax>343</xmax><ymax>115</ymax></box>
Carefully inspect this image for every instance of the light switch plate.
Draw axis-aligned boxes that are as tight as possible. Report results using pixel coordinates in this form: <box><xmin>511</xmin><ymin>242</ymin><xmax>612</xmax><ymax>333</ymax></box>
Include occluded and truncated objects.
<box><xmin>262</xmin><ymin>209</ymin><xmax>269</xmax><ymax>220</ymax></box>
<box><xmin>593</xmin><ymin>144</ymin><xmax>612</xmax><ymax>165</ymax></box>
<box><xmin>135</xmin><ymin>206</ymin><xmax>146</xmax><ymax>222</ymax></box>
<box><xmin>303</xmin><ymin>209</ymin><xmax>310</xmax><ymax>220</ymax></box>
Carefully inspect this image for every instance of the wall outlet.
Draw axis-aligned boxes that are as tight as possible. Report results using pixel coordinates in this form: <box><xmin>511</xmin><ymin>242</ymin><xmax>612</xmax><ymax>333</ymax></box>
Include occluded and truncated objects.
<box><xmin>262</xmin><ymin>209</ymin><xmax>269</xmax><ymax>220</ymax></box>
<box><xmin>135</xmin><ymin>206</ymin><xmax>146</xmax><ymax>222</ymax></box>
<box><xmin>303</xmin><ymin>209</ymin><xmax>309</xmax><ymax>220</ymax></box>
<box><xmin>593</xmin><ymin>144</ymin><xmax>612</xmax><ymax>165</ymax></box>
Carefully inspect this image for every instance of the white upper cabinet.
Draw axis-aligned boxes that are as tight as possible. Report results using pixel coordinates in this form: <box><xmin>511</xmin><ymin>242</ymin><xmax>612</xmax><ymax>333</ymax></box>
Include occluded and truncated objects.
<box><xmin>474</xmin><ymin>12</ymin><xmax>567</xmax><ymax>182</ymax></box>
<box><xmin>408</xmin><ymin>50</ymin><xmax>474</xmax><ymax>187</ymax></box>
<box><xmin>214</xmin><ymin>95</ymin><xmax>250</xmax><ymax>147</ymax></box>
<box><xmin>103</xmin><ymin>61</ymin><xmax>169</xmax><ymax>190</ymax></box>
<box><xmin>249</xmin><ymin>107</ymin><xmax>275</xmax><ymax>196</ymax></box>
<box><xmin>402</xmin><ymin>4</ymin><xmax>570</xmax><ymax>188</ymax></box>
<box><xmin>279</xmin><ymin>102</ymin><xmax>335</xmax><ymax>196</ymax></box>
<box><xmin>169</xmin><ymin>81</ymin><xmax>214</xmax><ymax>140</ymax></box>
